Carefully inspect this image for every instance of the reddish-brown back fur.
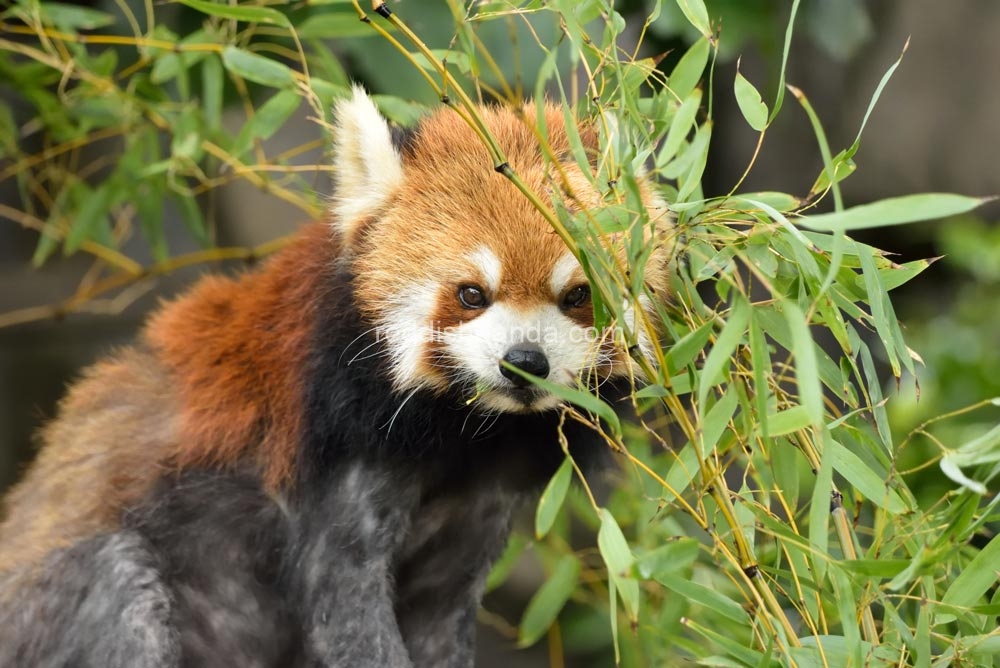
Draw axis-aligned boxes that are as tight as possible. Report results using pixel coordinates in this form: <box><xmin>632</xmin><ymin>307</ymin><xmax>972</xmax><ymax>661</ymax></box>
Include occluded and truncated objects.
<box><xmin>147</xmin><ymin>224</ymin><xmax>333</xmax><ymax>490</ymax></box>
<box><xmin>0</xmin><ymin>348</ymin><xmax>179</xmax><ymax>574</ymax></box>
<box><xmin>0</xmin><ymin>226</ymin><xmax>333</xmax><ymax>575</ymax></box>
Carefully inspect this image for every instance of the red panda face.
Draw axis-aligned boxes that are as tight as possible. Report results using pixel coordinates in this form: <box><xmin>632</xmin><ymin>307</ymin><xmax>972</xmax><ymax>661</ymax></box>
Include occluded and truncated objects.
<box><xmin>330</xmin><ymin>88</ymin><xmax>669</xmax><ymax>413</ymax></box>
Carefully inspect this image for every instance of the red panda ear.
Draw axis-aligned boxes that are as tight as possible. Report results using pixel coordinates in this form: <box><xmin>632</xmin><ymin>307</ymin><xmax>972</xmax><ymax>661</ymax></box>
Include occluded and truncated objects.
<box><xmin>330</xmin><ymin>86</ymin><xmax>404</xmax><ymax>246</ymax></box>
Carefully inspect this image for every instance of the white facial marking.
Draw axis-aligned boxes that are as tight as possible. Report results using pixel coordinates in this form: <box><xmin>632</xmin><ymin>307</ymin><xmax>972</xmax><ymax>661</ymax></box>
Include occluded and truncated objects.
<box><xmin>467</xmin><ymin>246</ymin><xmax>502</xmax><ymax>294</ymax></box>
<box><xmin>376</xmin><ymin>280</ymin><xmax>440</xmax><ymax>391</ymax></box>
<box><xmin>442</xmin><ymin>303</ymin><xmax>601</xmax><ymax>413</ymax></box>
<box><xmin>549</xmin><ymin>252</ymin><xmax>581</xmax><ymax>297</ymax></box>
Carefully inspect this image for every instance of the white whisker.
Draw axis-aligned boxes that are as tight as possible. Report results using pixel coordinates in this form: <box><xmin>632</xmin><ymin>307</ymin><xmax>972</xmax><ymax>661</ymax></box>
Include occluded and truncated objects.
<box><xmin>381</xmin><ymin>387</ymin><xmax>421</xmax><ymax>436</ymax></box>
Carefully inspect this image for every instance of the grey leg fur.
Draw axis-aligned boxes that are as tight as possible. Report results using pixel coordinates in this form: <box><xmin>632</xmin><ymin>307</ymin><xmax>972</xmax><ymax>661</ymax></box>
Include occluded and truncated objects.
<box><xmin>0</xmin><ymin>467</ymin><xmax>521</xmax><ymax>668</ymax></box>
<box><xmin>0</xmin><ymin>531</ymin><xmax>179</xmax><ymax>668</ymax></box>
<box><xmin>395</xmin><ymin>489</ymin><xmax>516</xmax><ymax>668</ymax></box>
<box><xmin>291</xmin><ymin>462</ymin><xmax>421</xmax><ymax>668</ymax></box>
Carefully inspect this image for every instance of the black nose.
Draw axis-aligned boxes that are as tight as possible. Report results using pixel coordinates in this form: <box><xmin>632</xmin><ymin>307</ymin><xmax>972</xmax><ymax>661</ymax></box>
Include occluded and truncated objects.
<box><xmin>500</xmin><ymin>347</ymin><xmax>550</xmax><ymax>387</ymax></box>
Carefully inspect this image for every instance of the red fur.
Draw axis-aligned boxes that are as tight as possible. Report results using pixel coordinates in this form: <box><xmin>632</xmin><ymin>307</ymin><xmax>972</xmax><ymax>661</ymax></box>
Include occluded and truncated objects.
<box><xmin>145</xmin><ymin>224</ymin><xmax>333</xmax><ymax>490</ymax></box>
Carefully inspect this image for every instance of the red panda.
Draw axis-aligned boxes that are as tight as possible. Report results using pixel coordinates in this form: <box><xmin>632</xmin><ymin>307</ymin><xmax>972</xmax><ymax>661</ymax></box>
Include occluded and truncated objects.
<box><xmin>0</xmin><ymin>87</ymin><xmax>671</xmax><ymax>667</ymax></box>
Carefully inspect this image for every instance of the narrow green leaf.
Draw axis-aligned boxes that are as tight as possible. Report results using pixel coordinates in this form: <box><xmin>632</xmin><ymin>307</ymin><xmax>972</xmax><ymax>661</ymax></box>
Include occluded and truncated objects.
<box><xmin>734</xmin><ymin>67</ymin><xmax>768</xmax><ymax>131</ymax></box>
<box><xmin>634</xmin><ymin>538</ymin><xmax>700</xmax><ymax>579</ymax></box>
<box><xmin>232</xmin><ymin>89</ymin><xmax>302</xmax><ymax>157</ymax></box>
<box><xmin>63</xmin><ymin>183</ymin><xmax>113</xmax><ymax>254</ymax></box>
<box><xmin>789</xmin><ymin>84</ymin><xmax>844</xmax><ymax>211</ymax></box>
<box><xmin>735</xmin><ymin>192</ymin><xmax>802</xmax><ymax>215</ymax></box>
<box><xmin>35</xmin><ymin>2</ymin><xmax>115</xmax><ymax>29</ymax></box>
<box><xmin>657</xmin><ymin>573</ymin><xmax>749</xmax><ymax>624</ymax></box>
<box><xmin>837</xmin><ymin>559</ymin><xmax>909</xmax><ymax>578</ymax></box>
<box><xmin>701</xmin><ymin>387</ymin><xmax>738</xmax><ymax>453</ymax></box>
<box><xmin>858</xmin><ymin>244</ymin><xmax>905</xmax><ymax>379</ymax></box>
<box><xmin>501</xmin><ymin>363</ymin><xmax>621</xmax><ymax>438</ymax></box>
<box><xmin>32</xmin><ymin>222</ymin><xmax>61</xmax><ymax>268</ymax></box>
<box><xmin>658</xmin><ymin>89</ymin><xmax>701</xmax><ymax>168</ymax></box>
<box><xmin>809</xmin><ymin>432</ymin><xmax>834</xmax><ymax>584</ymax></box>
<box><xmin>170</xmin><ymin>107</ymin><xmax>203</xmax><ymax>162</ymax></box>
<box><xmin>517</xmin><ymin>554</ymin><xmax>580</xmax><ymax>647</ymax></box>
<box><xmin>222</xmin><ymin>46</ymin><xmax>296</xmax><ymax>89</ymax></box>
<box><xmin>915</xmin><ymin>600</ymin><xmax>931</xmax><ymax>668</ymax></box>
<box><xmin>410</xmin><ymin>49</ymin><xmax>473</xmax><ymax>75</ymax></box>
<box><xmin>177</xmin><ymin>0</ymin><xmax>291</xmax><ymax>27</ymax></box>
<box><xmin>607</xmin><ymin>568</ymin><xmax>620</xmax><ymax>664</ymax></box>
<box><xmin>174</xmin><ymin>192</ymin><xmax>209</xmax><ymax>248</ymax></box>
<box><xmin>598</xmin><ymin>508</ymin><xmax>639</xmax><ymax>621</ymax></box>
<box><xmin>749</xmin><ymin>314</ymin><xmax>771</xmax><ymax>442</ymax></box>
<box><xmin>698</xmin><ymin>296</ymin><xmax>749</xmax><ymax>409</ymax></box>
<box><xmin>485</xmin><ymin>533</ymin><xmax>529</xmax><ymax>593</ymax></box>
<box><xmin>664</xmin><ymin>319</ymin><xmax>714</xmax><ymax>375</ymax></box>
<box><xmin>683</xmin><ymin>618</ymin><xmax>765</xmax><ymax>666</ymax></box>
<box><xmin>676</xmin><ymin>121</ymin><xmax>712</xmax><ymax>202</ymax></box>
<box><xmin>845</xmin><ymin>38</ymin><xmax>909</xmax><ymax>159</ymax></box>
<box><xmin>867</xmin><ymin>257</ymin><xmax>936</xmax><ymax>292</ymax></box>
<box><xmin>799</xmin><ymin>193</ymin><xmax>989</xmax><ymax>232</ymax></box>
<box><xmin>675</xmin><ymin>0</ymin><xmax>711</xmax><ymax>36</ymax></box>
<box><xmin>621</xmin><ymin>56</ymin><xmax>661</xmax><ymax>95</ymax></box>
<box><xmin>535</xmin><ymin>457</ymin><xmax>573</xmax><ymax>539</ymax></box>
<box><xmin>936</xmin><ymin>535</ymin><xmax>1000</xmax><ymax>623</ymax></box>
<box><xmin>668</xmin><ymin>37</ymin><xmax>710</xmax><ymax>101</ymax></box>
<box><xmin>828</xmin><ymin>439</ymin><xmax>908</xmax><ymax>513</ymax></box>
<box><xmin>765</xmin><ymin>405</ymin><xmax>812</xmax><ymax>437</ymax></box>
<box><xmin>791</xmin><ymin>635</ymin><xmax>874</xmax><ymax>668</ymax></box>
<box><xmin>202</xmin><ymin>55</ymin><xmax>224</xmax><ymax>134</ymax></box>
<box><xmin>829</xmin><ymin>567</ymin><xmax>863</xmax><ymax>666</ymax></box>
<box><xmin>781</xmin><ymin>301</ymin><xmax>823</xmax><ymax>426</ymax></box>
<box><xmin>808</xmin><ymin>149</ymin><xmax>856</xmax><ymax>197</ymax></box>
<box><xmin>297</xmin><ymin>11</ymin><xmax>389</xmax><ymax>38</ymax></box>
<box><xmin>769</xmin><ymin>0</ymin><xmax>801</xmax><ymax>121</ymax></box>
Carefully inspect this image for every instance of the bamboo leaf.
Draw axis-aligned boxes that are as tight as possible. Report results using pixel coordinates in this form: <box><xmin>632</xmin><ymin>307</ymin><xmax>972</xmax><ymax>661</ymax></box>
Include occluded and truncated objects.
<box><xmin>698</xmin><ymin>297</ymin><xmax>750</xmax><ymax>409</ymax></box>
<box><xmin>222</xmin><ymin>46</ymin><xmax>296</xmax><ymax>89</ymax></box>
<box><xmin>598</xmin><ymin>508</ymin><xmax>639</xmax><ymax>622</ymax></box>
<box><xmin>232</xmin><ymin>89</ymin><xmax>302</xmax><ymax>157</ymax></box>
<box><xmin>63</xmin><ymin>182</ymin><xmax>113</xmax><ymax>254</ymax></box>
<box><xmin>535</xmin><ymin>457</ymin><xmax>573</xmax><ymax>539</ymax></box>
<box><xmin>177</xmin><ymin>0</ymin><xmax>290</xmax><ymax>27</ymax></box>
<box><xmin>485</xmin><ymin>533</ymin><xmax>529</xmax><ymax>593</ymax></box>
<box><xmin>517</xmin><ymin>554</ymin><xmax>580</xmax><ymax>647</ymax></box>
<box><xmin>766</xmin><ymin>405</ymin><xmax>813</xmax><ymax>437</ymax></box>
<box><xmin>701</xmin><ymin>386</ymin><xmax>738</xmax><ymax>453</ymax></box>
<box><xmin>297</xmin><ymin>11</ymin><xmax>390</xmax><ymax>38</ymax></box>
<box><xmin>828</xmin><ymin>439</ymin><xmax>908</xmax><ymax>513</ymax></box>
<box><xmin>668</xmin><ymin>37</ymin><xmax>710</xmax><ymax>101</ymax></box>
<box><xmin>657</xmin><ymin>573</ymin><xmax>749</xmax><ymax>624</ymax></box>
<box><xmin>34</xmin><ymin>2</ymin><xmax>115</xmax><ymax>29</ymax></box>
<box><xmin>734</xmin><ymin>66</ymin><xmax>768</xmax><ymax>132</ymax></box>
<box><xmin>658</xmin><ymin>89</ymin><xmax>701</xmax><ymax>168</ymax></box>
<box><xmin>634</xmin><ymin>538</ymin><xmax>700</xmax><ymax>579</ymax></box>
<box><xmin>675</xmin><ymin>0</ymin><xmax>712</xmax><ymax>36</ymax></box>
<box><xmin>664</xmin><ymin>319</ymin><xmax>714</xmax><ymax>375</ymax></box>
<box><xmin>782</xmin><ymin>301</ymin><xmax>823</xmax><ymax>426</ymax></box>
<box><xmin>799</xmin><ymin>193</ymin><xmax>989</xmax><ymax>232</ymax></box>
<box><xmin>940</xmin><ymin>533</ymin><xmax>1000</xmax><ymax>621</ymax></box>
<box><xmin>502</xmin><ymin>363</ymin><xmax>622</xmax><ymax>438</ymax></box>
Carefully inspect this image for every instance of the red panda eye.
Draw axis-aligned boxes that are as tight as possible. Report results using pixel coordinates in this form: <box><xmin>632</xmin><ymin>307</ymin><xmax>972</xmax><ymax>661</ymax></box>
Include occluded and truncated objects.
<box><xmin>458</xmin><ymin>285</ymin><xmax>488</xmax><ymax>309</ymax></box>
<box><xmin>562</xmin><ymin>284</ymin><xmax>590</xmax><ymax>310</ymax></box>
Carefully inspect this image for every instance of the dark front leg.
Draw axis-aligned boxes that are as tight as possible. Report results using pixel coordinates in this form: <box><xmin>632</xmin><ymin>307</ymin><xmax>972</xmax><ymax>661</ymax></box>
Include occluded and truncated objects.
<box><xmin>291</xmin><ymin>462</ymin><xmax>420</xmax><ymax>668</ymax></box>
<box><xmin>394</xmin><ymin>490</ymin><xmax>516</xmax><ymax>668</ymax></box>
